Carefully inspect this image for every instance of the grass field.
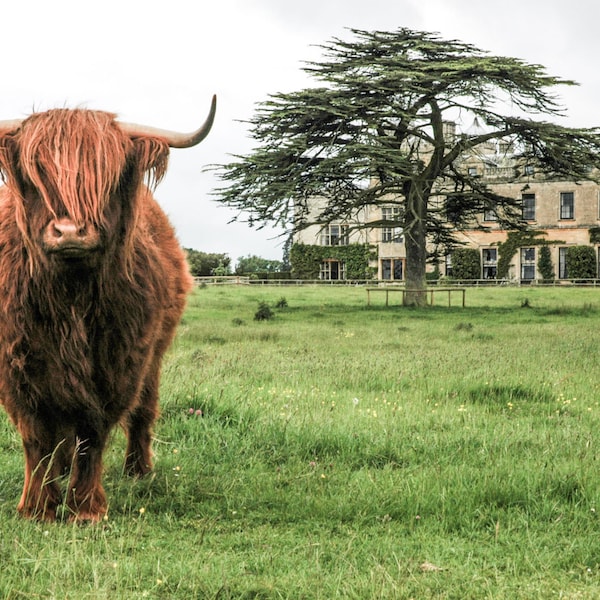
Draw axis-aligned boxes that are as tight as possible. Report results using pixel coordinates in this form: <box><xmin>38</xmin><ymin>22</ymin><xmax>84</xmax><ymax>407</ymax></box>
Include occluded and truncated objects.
<box><xmin>1</xmin><ymin>284</ymin><xmax>600</xmax><ymax>598</ymax></box>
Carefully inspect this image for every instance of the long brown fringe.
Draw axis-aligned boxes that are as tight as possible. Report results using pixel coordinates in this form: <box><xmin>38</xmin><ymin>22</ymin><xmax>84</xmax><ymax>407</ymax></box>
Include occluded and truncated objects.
<box><xmin>0</xmin><ymin>108</ymin><xmax>170</xmax><ymax>275</ymax></box>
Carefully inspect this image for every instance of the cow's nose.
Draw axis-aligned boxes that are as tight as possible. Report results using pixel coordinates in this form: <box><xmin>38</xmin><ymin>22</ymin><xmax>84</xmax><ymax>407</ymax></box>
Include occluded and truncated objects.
<box><xmin>43</xmin><ymin>218</ymin><xmax>101</xmax><ymax>255</ymax></box>
<box><xmin>48</xmin><ymin>218</ymin><xmax>87</xmax><ymax>241</ymax></box>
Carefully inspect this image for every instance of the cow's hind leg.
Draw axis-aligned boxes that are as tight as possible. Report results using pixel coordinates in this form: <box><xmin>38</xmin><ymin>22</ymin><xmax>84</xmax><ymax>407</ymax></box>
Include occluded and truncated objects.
<box><xmin>124</xmin><ymin>372</ymin><xmax>159</xmax><ymax>478</ymax></box>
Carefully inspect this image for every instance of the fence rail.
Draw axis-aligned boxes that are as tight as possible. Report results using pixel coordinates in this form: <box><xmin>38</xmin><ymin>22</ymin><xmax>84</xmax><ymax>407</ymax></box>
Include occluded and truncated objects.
<box><xmin>194</xmin><ymin>276</ymin><xmax>251</xmax><ymax>285</ymax></box>
<box><xmin>194</xmin><ymin>277</ymin><xmax>600</xmax><ymax>287</ymax></box>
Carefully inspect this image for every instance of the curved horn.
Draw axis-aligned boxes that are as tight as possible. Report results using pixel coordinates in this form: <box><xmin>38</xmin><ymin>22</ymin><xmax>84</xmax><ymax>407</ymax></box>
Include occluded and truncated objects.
<box><xmin>0</xmin><ymin>119</ymin><xmax>25</xmax><ymax>136</ymax></box>
<box><xmin>119</xmin><ymin>95</ymin><xmax>217</xmax><ymax>148</ymax></box>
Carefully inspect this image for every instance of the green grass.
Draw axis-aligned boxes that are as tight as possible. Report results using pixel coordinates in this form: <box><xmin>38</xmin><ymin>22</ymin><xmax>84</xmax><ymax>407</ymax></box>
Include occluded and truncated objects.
<box><xmin>1</xmin><ymin>285</ymin><xmax>600</xmax><ymax>598</ymax></box>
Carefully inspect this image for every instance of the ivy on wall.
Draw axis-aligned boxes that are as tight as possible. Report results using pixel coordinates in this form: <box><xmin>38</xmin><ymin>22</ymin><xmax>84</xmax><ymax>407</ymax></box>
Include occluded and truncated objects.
<box><xmin>589</xmin><ymin>227</ymin><xmax>600</xmax><ymax>244</ymax></box>
<box><xmin>290</xmin><ymin>243</ymin><xmax>377</xmax><ymax>279</ymax></box>
<box><xmin>537</xmin><ymin>244</ymin><xmax>554</xmax><ymax>281</ymax></box>
<box><xmin>496</xmin><ymin>231</ymin><xmax>564</xmax><ymax>279</ymax></box>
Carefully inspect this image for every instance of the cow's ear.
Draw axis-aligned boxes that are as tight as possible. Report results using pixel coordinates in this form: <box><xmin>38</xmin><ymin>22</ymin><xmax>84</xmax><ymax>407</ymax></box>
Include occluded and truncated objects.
<box><xmin>130</xmin><ymin>137</ymin><xmax>169</xmax><ymax>189</ymax></box>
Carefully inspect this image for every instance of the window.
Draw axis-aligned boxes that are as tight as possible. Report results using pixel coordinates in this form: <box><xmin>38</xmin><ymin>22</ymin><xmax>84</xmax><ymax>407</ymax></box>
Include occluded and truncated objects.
<box><xmin>521</xmin><ymin>247</ymin><xmax>536</xmax><ymax>280</ymax></box>
<box><xmin>320</xmin><ymin>259</ymin><xmax>346</xmax><ymax>280</ymax></box>
<box><xmin>381</xmin><ymin>259</ymin><xmax>404</xmax><ymax>281</ymax></box>
<box><xmin>382</xmin><ymin>228</ymin><xmax>404</xmax><ymax>243</ymax></box>
<box><xmin>445</xmin><ymin>254</ymin><xmax>453</xmax><ymax>277</ymax></box>
<box><xmin>468</xmin><ymin>166</ymin><xmax>478</xmax><ymax>176</ymax></box>
<box><xmin>499</xmin><ymin>142</ymin><xmax>512</xmax><ymax>155</ymax></box>
<box><xmin>320</xmin><ymin>224</ymin><xmax>348</xmax><ymax>246</ymax></box>
<box><xmin>482</xmin><ymin>248</ymin><xmax>497</xmax><ymax>279</ymax></box>
<box><xmin>381</xmin><ymin>206</ymin><xmax>403</xmax><ymax>243</ymax></box>
<box><xmin>560</xmin><ymin>192</ymin><xmax>574</xmax><ymax>219</ymax></box>
<box><xmin>522</xmin><ymin>193</ymin><xmax>536</xmax><ymax>221</ymax></box>
<box><xmin>483</xmin><ymin>208</ymin><xmax>498</xmax><ymax>222</ymax></box>
<box><xmin>559</xmin><ymin>247</ymin><xmax>568</xmax><ymax>279</ymax></box>
<box><xmin>524</xmin><ymin>164</ymin><xmax>535</xmax><ymax>176</ymax></box>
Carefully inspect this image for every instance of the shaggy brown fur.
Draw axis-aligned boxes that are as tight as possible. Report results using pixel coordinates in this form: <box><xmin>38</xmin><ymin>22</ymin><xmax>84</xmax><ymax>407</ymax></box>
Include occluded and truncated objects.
<box><xmin>0</xmin><ymin>109</ymin><xmax>194</xmax><ymax>522</ymax></box>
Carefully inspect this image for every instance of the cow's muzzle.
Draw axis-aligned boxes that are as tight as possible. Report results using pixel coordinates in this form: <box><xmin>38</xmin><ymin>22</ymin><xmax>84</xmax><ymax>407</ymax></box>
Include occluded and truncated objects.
<box><xmin>42</xmin><ymin>218</ymin><xmax>101</xmax><ymax>257</ymax></box>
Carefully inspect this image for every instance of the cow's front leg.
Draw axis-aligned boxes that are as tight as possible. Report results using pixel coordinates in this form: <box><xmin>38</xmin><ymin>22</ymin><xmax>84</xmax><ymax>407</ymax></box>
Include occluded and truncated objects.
<box><xmin>17</xmin><ymin>425</ymin><xmax>63</xmax><ymax>522</ymax></box>
<box><xmin>66</xmin><ymin>430</ymin><xmax>108</xmax><ymax>522</ymax></box>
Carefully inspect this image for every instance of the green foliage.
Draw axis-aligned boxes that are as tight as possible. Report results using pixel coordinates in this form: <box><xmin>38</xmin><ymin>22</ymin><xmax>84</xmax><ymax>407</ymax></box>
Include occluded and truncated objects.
<box><xmin>289</xmin><ymin>244</ymin><xmax>323</xmax><ymax>279</ymax></box>
<box><xmin>275</xmin><ymin>297</ymin><xmax>288</xmax><ymax>309</ymax></box>
<box><xmin>211</xmin><ymin>263</ymin><xmax>230</xmax><ymax>277</ymax></box>
<box><xmin>254</xmin><ymin>301</ymin><xmax>274</xmax><ymax>321</ymax></box>
<box><xmin>426</xmin><ymin>264</ymin><xmax>441</xmax><ymax>281</ymax></box>
<box><xmin>538</xmin><ymin>244</ymin><xmax>555</xmax><ymax>281</ymax></box>
<box><xmin>235</xmin><ymin>254</ymin><xmax>284</xmax><ymax>274</ymax></box>
<box><xmin>451</xmin><ymin>247</ymin><xmax>481</xmax><ymax>279</ymax></box>
<box><xmin>281</xmin><ymin>233</ymin><xmax>293</xmax><ymax>272</ymax></box>
<box><xmin>184</xmin><ymin>248</ymin><xmax>231</xmax><ymax>277</ymax></box>
<box><xmin>589</xmin><ymin>227</ymin><xmax>600</xmax><ymax>244</ymax></box>
<box><xmin>566</xmin><ymin>245</ymin><xmax>597</xmax><ymax>279</ymax></box>
<box><xmin>290</xmin><ymin>243</ymin><xmax>376</xmax><ymax>279</ymax></box>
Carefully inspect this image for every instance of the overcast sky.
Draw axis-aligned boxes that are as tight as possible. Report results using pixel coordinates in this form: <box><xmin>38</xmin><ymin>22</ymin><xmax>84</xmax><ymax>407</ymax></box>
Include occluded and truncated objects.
<box><xmin>1</xmin><ymin>0</ymin><xmax>599</xmax><ymax>262</ymax></box>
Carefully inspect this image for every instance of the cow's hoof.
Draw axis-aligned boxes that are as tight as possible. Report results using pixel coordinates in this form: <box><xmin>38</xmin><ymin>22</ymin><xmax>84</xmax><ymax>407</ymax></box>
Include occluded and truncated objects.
<box><xmin>18</xmin><ymin>505</ymin><xmax>58</xmax><ymax>522</ymax></box>
<box><xmin>67</xmin><ymin>509</ymin><xmax>107</xmax><ymax>524</ymax></box>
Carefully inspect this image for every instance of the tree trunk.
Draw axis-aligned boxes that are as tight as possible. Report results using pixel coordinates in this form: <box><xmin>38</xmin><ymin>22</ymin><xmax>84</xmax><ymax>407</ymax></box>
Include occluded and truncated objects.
<box><xmin>403</xmin><ymin>184</ymin><xmax>428</xmax><ymax>307</ymax></box>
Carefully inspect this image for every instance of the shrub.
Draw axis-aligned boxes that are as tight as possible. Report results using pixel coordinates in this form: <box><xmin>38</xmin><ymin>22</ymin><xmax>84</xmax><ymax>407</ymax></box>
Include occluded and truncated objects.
<box><xmin>451</xmin><ymin>248</ymin><xmax>481</xmax><ymax>280</ymax></box>
<box><xmin>275</xmin><ymin>297</ymin><xmax>288</xmax><ymax>309</ymax></box>
<box><xmin>537</xmin><ymin>245</ymin><xmax>554</xmax><ymax>281</ymax></box>
<box><xmin>254</xmin><ymin>302</ymin><xmax>274</xmax><ymax>321</ymax></box>
<box><xmin>426</xmin><ymin>265</ymin><xmax>441</xmax><ymax>281</ymax></box>
<box><xmin>566</xmin><ymin>245</ymin><xmax>597</xmax><ymax>280</ymax></box>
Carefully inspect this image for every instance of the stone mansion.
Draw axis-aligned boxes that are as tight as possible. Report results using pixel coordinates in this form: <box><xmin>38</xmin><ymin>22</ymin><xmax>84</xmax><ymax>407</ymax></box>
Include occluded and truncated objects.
<box><xmin>293</xmin><ymin>120</ymin><xmax>600</xmax><ymax>282</ymax></box>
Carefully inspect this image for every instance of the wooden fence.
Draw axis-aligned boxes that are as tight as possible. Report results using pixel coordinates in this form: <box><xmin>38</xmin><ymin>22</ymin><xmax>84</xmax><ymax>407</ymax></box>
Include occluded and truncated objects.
<box><xmin>194</xmin><ymin>277</ymin><xmax>600</xmax><ymax>287</ymax></box>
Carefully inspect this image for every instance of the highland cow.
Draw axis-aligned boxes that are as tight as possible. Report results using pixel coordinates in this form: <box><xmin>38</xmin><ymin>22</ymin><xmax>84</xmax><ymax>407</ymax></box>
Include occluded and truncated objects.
<box><xmin>0</xmin><ymin>96</ymin><xmax>216</xmax><ymax>521</ymax></box>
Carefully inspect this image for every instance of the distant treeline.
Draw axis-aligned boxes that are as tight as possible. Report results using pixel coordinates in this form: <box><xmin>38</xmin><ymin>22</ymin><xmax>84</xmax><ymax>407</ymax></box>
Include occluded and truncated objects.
<box><xmin>185</xmin><ymin>249</ymin><xmax>286</xmax><ymax>277</ymax></box>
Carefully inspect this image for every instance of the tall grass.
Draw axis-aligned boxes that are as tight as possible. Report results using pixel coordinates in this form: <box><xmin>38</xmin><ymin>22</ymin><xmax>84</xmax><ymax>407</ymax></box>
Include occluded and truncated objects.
<box><xmin>0</xmin><ymin>285</ymin><xmax>600</xmax><ymax>598</ymax></box>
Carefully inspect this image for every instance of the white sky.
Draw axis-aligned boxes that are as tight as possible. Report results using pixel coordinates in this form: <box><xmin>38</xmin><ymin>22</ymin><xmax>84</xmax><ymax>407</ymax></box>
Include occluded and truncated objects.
<box><xmin>1</xmin><ymin>0</ymin><xmax>599</xmax><ymax>262</ymax></box>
